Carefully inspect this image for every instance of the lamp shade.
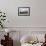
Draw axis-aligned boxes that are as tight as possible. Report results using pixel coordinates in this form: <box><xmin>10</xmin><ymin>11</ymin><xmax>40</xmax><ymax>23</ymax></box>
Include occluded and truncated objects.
<box><xmin>5</xmin><ymin>29</ymin><xmax>10</xmax><ymax>33</ymax></box>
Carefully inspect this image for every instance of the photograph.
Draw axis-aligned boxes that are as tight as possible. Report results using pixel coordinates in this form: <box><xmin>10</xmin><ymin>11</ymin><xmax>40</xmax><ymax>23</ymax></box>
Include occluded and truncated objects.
<box><xmin>18</xmin><ymin>7</ymin><xmax>30</xmax><ymax>16</ymax></box>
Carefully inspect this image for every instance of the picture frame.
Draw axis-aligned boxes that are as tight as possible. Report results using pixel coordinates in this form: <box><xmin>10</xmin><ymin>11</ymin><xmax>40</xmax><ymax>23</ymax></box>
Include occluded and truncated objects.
<box><xmin>18</xmin><ymin>7</ymin><xmax>30</xmax><ymax>16</ymax></box>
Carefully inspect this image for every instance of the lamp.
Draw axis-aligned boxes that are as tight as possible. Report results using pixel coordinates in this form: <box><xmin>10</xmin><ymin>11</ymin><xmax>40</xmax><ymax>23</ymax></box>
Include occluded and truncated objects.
<box><xmin>5</xmin><ymin>29</ymin><xmax>10</xmax><ymax>37</ymax></box>
<box><xmin>5</xmin><ymin>29</ymin><xmax>9</xmax><ymax>33</ymax></box>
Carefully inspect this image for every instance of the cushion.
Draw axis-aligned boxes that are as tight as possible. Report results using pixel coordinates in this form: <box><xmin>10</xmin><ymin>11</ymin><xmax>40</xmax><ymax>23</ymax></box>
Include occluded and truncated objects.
<box><xmin>20</xmin><ymin>35</ymin><xmax>37</xmax><ymax>43</ymax></box>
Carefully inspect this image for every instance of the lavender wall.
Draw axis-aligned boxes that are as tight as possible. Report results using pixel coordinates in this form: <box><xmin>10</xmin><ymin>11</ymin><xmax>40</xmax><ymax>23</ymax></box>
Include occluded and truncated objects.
<box><xmin>0</xmin><ymin>0</ymin><xmax>46</xmax><ymax>27</ymax></box>
<box><xmin>0</xmin><ymin>0</ymin><xmax>46</xmax><ymax>46</ymax></box>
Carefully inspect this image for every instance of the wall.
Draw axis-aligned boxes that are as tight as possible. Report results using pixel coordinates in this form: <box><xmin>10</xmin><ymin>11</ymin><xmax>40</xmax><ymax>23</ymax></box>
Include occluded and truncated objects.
<box><xmin>0</xmin><ymin>0</ymin><xmax>46</xmax><ymax>27</ymax></box>
<box><xmin>0</xmin><ymin>0</ymin><xmax>46</xmax><ymax>46</ymax></box>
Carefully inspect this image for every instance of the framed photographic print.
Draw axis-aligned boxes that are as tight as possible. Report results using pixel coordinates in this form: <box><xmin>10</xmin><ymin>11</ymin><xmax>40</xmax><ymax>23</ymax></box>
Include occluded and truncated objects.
<box><xmin>18</xmin><ymin>7</ymin><xmax>30</xmax><ymax>16</ymax></box>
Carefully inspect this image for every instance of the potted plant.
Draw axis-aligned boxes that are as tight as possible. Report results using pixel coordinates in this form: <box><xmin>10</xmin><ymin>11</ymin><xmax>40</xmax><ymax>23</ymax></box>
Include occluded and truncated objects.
<box><xmin>0</xmin><ymin>10</ymin><xmax>6</xmax><ymax>28</ymax></box>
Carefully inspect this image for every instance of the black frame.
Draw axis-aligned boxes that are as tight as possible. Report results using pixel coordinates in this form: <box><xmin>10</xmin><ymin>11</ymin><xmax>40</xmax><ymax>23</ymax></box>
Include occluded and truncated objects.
<box><xmin>18</xmin><ymin>7</ymin><xmax>30</xmax><ymax>16</ymax></box>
